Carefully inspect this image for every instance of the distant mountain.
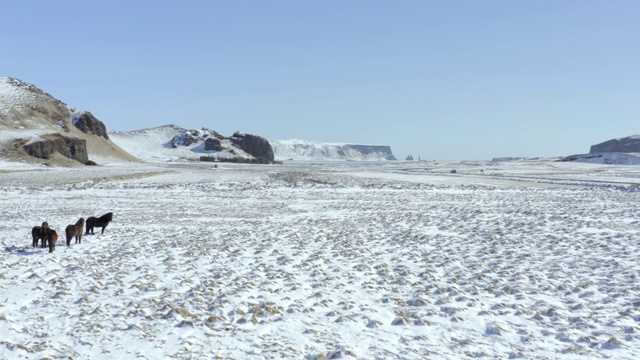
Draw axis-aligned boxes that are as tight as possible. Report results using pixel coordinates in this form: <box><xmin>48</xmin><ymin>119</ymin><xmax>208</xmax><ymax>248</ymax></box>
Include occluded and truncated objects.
<box><xmin>111</xmin><ymin>129</ymin><xmax>397</xmax><ymax>163</ymax></box>
<box><xmin>590</xmin><ymin>135</ymin><xmax>640</xmax><ymax>154</ymax></box>
<box><xmin>0</xmin><ymin>77</ymin><xmax>395</xmax><ymax>165</ymax></box>
<box><xmin>270</xmin><ymin>139</ymin><xmax>397</xmax><ymax>161</ymax></box>
<box><xmin>558</xmin><ymin>135</ymin><xmax>640</xmax><ymax>165</ymax></box>
<box><xmin>0</xmin><ymin>77</ymin><xmax>138</xmax><ymax>164</ymax></box>
<box><xmin>109</xmin><ymin>125</ymin><xmax>275</xmax><ymax>163</ymax></box>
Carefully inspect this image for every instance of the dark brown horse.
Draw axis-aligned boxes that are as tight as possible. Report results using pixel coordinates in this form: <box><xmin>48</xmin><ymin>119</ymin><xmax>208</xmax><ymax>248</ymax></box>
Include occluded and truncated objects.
<box><xmin>65</xmin><ymin>218</ymin><xmax>85</xmax><ymax>246</ymax></box>
<box><xmin>47</xmin><ymin>229</ymin><xmax>58</xmax><ymax>253</ymax></box>
<box><xmin>85</xmin><ymin>212</ymin><xmax>113</xmax><ymax>235</ymax></box>
<box><xmin>32</xmin><ymin>222</ymin><xmax>49</xmax><ymax>248</ymax></box>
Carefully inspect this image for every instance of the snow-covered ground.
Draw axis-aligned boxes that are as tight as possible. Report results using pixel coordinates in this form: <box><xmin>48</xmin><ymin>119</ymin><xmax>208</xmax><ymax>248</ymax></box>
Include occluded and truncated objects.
<box><xmin>1</xmin><ymin>158</ymin><xmax>640</xmax><ymax>359</ymax></box>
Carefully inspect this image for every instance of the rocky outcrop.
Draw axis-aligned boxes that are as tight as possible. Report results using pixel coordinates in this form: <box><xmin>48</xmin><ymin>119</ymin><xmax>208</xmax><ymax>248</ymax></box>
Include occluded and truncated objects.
<box><xmin>72</xmin><ymin>111</ymin><xmax>109</xmax><ymax>139</ymax></box>
<box><xmin>231</xmin><ymin>132</ymin><xmax>275</xmax><ymax>164</ymax></box>
<box><xmin>22</xmin><ymin>134</ymin><xmax>89</xmax><ymax>163</ymax></box>
<box><xmin>170</xmin><ymin>128</ymin><xmax>223</xmax><ymax>148</ymax></box>
<box><xmin>204</xmin><ymin>137</ymin><xmax>223</xmax><ymax>151</ymax></box>
<box><xmin>590</xmin><ymin>136</ymin><xmax>640</xmax><ymax>153</ymax></box>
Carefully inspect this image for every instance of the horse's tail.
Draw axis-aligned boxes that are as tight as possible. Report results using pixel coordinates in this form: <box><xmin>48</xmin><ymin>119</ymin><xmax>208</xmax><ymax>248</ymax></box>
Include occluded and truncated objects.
<box><xmin>48</xmin><ymin>230</ymin><xmax>58</xmax><ymax>253</ymax></box>
<box><xmin>85</xmin><ymin>219</ymin><xmax>92</xmax><ymax>234</ymax></box>
<box><xmin>65</xmin><ymin>225</ymin><xmax>74</xmax><ymax>245</ymax></box>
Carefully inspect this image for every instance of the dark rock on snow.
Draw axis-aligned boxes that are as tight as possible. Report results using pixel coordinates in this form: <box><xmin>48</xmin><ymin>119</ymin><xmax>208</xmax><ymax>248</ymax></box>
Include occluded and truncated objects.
<box><xmin>22</xmin><ymin>134</ymin><xmax>89</xmax><ymax>163</ymax></box>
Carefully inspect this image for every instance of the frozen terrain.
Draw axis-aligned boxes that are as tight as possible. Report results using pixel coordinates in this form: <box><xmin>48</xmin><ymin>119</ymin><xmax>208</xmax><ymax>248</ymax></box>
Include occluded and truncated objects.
<box><xmin>1</xmin><ymin>158</ymin><xmax>640</xmax><ymax>359</ymax></box>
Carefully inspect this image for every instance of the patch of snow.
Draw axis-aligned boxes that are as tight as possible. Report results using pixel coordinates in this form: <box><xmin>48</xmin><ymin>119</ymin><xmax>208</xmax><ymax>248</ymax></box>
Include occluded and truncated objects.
<box><xmin>0</xmin><ymin>160</ymin><xmax>639</xmax><ymax>358</ymax></box>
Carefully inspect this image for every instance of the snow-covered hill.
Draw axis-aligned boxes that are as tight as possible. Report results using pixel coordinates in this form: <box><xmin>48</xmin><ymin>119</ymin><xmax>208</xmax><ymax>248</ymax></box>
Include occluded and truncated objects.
<box><xmin>110</xmin><ymin>128</ymin><xmax>397</xmax><ymax>163</ymax></box>
<box><xmin>271</xmin><ymin>139</ymin><xmax>397</xmax><ymax>161</ymax></box>
<box><xmin>0</xmin><ymin>77</ymin><xmax>138</xmax><ymax>164</ymax></box>
<box><xmin>108</xmin><ymin>125</ymin><xmax>261</xmax><ymax>163</ymax></box>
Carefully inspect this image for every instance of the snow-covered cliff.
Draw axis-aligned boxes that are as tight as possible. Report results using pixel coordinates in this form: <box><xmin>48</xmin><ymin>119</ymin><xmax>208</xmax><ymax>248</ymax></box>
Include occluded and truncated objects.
<box><xmin>271</xmin><ymin>139</ymin><xmax>396</xmax><ymax>161</ymax></box>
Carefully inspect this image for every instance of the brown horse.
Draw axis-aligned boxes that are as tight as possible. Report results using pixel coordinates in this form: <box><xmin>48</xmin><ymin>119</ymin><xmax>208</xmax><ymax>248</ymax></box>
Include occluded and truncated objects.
<box><xmin>32</xmin><ymin>222</ymin><xmax>49</xmax><ymax>248</ymax></box>
<box><xmin>85</xmin><ymin>212</ymin><xmax>113</xmax><ymax>235</ymax></box>
<box><xmin>65</xmin><ymin>218</ymin><xmax>85</xmax><ymax>246</ymax></box>
<box><xmin>47</xmin><ymin>229</ymin><xmax>58</xmax><ymax>253</ymax></box>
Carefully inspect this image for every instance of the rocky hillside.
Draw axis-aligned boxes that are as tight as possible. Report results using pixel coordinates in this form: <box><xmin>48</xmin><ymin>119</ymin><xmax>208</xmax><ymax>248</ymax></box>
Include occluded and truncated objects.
<box><xmin>109</xmin><ymin>125</ymin><xmax>275</xmax><ymax>164</ymax></box>
<box><xmin>0</xmin><ymin>77</ymin><xmax>138</xmax><ymax>165</ymax></box>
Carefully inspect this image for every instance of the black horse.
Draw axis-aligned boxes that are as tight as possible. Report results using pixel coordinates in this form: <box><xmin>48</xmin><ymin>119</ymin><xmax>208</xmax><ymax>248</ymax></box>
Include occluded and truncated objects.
<box><xmin>85</xmin><ymin>212</ymin><xmax>113</xmax><ymax>235</ymax></box>
<box><xmin>32</xmin><ymin>222</ymin><xmax>49</xmax><ymax>248</ymax></box>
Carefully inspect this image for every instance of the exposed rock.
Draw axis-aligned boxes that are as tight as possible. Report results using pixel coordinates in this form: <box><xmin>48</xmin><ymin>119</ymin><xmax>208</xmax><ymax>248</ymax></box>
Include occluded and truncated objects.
<box><xmin>231</xmin><ymin>132</ymin><xmax>275</xmax><ymax>164</ymax></box>
<box><xmin>21</xmin><ymin>134</ymin><xmax>88</xmax><ymax>163</ymax></box>
<box><xmin>406</xmin><ymin>155</ymin><xmax>414</xmax><ymax>161</ymax></box>
<box><xmin>590</xmin><ymin>135</ymin><xmax>640</xmax><ymax>153</ymax></box>
<box><xmin>204</xmin><ymin>137</ymin><xmax>223</xmax><ymax>151</ymax></box>
<box><xmin>171</xmin><ymin>128</ymin><xmax>223</xmax><ymax>148</ymax></box>
<box><xmin>72</xmin><ymin>111</ymin><xmax>109</xmax><ymax>139</ymax></box>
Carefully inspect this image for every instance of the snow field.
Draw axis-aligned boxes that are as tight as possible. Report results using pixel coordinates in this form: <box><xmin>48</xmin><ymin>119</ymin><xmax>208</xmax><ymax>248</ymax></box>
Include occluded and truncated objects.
<box><xmin>0</xmin><ymin>161</ymin><xmax>640</xmax><ymax>359</ymax></box>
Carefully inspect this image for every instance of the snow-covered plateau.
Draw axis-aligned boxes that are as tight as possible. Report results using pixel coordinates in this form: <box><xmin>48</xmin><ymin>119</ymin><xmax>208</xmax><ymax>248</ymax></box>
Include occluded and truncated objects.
<box><xmin>270</xmin><ymin>139</ymin><xmax>397</xmax><ymax>161</ymax></box>
<box><xmin>1</xmin><ymin>158</ymin><xmax>640</xmax><ymax>359</ymax></box>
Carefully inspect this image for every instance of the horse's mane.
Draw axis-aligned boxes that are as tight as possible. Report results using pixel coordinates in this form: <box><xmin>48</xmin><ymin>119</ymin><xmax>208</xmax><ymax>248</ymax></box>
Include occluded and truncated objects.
<box><xmin>99</xmin><ymin>212</ymin><xmax>113</xmax><ymax>222</ymax></box>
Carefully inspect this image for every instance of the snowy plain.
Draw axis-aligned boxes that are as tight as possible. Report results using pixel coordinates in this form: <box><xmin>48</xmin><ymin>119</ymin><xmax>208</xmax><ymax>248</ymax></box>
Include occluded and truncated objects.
<box><xmin>1</xmin><ymin>157</ymin><xmax>640</xmax><ymax>359</ymax></box>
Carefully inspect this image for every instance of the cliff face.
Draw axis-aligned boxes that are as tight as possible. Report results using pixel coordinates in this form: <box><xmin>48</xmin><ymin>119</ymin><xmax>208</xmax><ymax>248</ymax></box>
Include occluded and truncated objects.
<box><xmin>21</xmin><ymin>134</ymin><xmax>89</xmax><ymax>163</ymax></box>
<box><xmin>231</xmin><ymin>132</ymin><xmax>275</xmax><ymax>164</ymax></box>
<box><xmin>270</xmin><ymin>140</ymin><xmax>397</xmax><ymax>161</ymax></box>
<box><xmin>590</xmin><ymin>136</ymin><xmax>640</xmax><ymax>154</ymax></box>
<box><xmin>72</xmin><ymin>111</ymin><xmax>109</xmax><ymax>140</ymax></box>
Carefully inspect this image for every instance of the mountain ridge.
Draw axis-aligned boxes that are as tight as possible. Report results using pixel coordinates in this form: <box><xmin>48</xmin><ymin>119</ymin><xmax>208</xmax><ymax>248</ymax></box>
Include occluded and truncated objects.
<box><xmin>1</xmin><ymin>77</ymin><xmax>396</xmax><ymax>164</ymax></box>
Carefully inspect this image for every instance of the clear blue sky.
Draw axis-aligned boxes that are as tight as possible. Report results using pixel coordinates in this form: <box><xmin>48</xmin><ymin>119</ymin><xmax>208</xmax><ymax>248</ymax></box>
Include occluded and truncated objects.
<box><xmin>2</xmin><ymin>1</ymin><xmax>639</xmax><ymax>160</ymax></box>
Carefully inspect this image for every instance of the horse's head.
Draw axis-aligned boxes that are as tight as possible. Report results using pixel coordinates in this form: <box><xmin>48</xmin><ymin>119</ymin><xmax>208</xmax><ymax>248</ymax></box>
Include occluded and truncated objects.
<box><xmin>42</xmin><ymin>222</ymin><xmax>49</xmax><ymax>229</ymax></box>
